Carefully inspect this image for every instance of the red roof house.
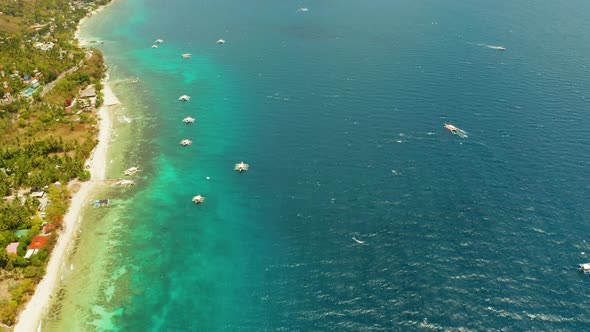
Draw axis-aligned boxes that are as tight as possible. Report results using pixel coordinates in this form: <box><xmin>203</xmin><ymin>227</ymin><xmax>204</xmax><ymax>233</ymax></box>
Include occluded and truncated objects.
<box><xmin>28</xmin><ymin>235</ymin><xmax>50</xmax><ymax>250</ymax></box>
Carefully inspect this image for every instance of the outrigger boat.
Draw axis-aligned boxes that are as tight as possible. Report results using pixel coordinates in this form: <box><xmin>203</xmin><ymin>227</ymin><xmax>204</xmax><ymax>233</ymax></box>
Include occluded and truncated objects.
<box><xmin>117</xmin><ymin>179</ymin><xmax>135</xmax><ymax>187</ymax></box>
<box><xmin>182</xmin><ymin>117</ymin><xmax>195</xmax><ymax>124</ymax></box>
<box><xmin>580</xmin><ymin>263</ymin><xmax>590</xmax><ymax>274</ymax></box>
<box><xmin>178</xmin><ymin>95</ymin><xmax>190</xmax><ymax>102</ymax></box>
<box><xmin>234</xmin><ymin>161</ymin><xmax>249</xmax><ymax>172</ymax></box>
<box><xmin>444</xmin><ymin>123</ymin><xmax>468</xmax><ymax>138</ymax></box>
<box><xmin>155</xmin><ymin>39</ymin><xmax>164</xmax><ymax>44</ymax></box>
<box><xmin>181</xmin><ymin>53</ymin><xmax>192</xmax><ymax>59</ymax></box>
<box><xmin>124</xmin><ymin>167</ymin><xmax>140</xmax><ymax>176</ymax></box>
<box><xmin>180</xmin><ymin>139</ymin><xmax>192</xmax><ymax>146</ymax></box>
<box><xmin>216</xmin><ymin>39</ymin><xmax>226</xmax><ymax>45</ymax></box>
<box><xmin>192</xmin><ymin>195</ymin><xmax>205</xmax><ymax>204</ymax></box>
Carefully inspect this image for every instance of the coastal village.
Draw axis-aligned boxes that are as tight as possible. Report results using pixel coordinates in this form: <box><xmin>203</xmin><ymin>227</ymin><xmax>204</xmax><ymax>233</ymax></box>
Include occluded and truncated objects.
<box><xmin>0</xmin><ymin>0</ymin><xmax>111</xmax><ymax>327</ymax></box>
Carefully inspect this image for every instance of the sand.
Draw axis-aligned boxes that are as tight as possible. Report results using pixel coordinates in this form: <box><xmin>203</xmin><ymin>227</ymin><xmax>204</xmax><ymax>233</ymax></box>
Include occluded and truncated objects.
<box><xmin>13</xmin><ymin>83</ymin><xmax>118</xmax><ymax>332</ymax></box>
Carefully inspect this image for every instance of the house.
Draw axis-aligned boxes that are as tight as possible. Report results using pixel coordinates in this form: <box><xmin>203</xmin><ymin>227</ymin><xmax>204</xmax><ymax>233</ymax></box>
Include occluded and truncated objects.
<box><xmin>6</xmin><ymin>242</ymin><xmax>19</xmax><ymax>255</ymax></box>
<box><xmin>80</xmin><ymin>85</ymin><xmax>96</xmax><ymax>98</ymax></box>
<box><xmin>43</xmin><ymin>224</ymin><xmax>56</xmax><ymax>234</ymax></box>
<box><xmin>24</xmin><ymin>235</ymin><xmax>50</xmax><ymax>258</ymax></box>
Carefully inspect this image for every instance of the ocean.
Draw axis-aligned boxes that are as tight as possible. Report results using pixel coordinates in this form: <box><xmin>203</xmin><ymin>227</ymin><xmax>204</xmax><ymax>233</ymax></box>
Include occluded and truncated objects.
<box><xmin>45</xmin><ymin>0</ymin><xmax>590</xmax><ymax>330</ymax></box>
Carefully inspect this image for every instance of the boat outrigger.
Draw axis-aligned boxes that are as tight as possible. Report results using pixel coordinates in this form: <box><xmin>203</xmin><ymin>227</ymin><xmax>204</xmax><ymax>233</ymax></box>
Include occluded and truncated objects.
<box><xmin>192</xmin><ymin>195</ymin><xmax>205</xmax><ymax>204</ymax></box>
<box><xmin>444</xmin><ymin>123</ymin><xmax>468</xmax><ymax>138</ymax></box>
<box><xmin>234</xmin><ymin>161</ymin><xmax>249</xmax><ymax>172</ymax></box>
<box><xmin>124</xmin><ymin>167</ymin><xmax>140</xmax><ymax>176</ymax></box>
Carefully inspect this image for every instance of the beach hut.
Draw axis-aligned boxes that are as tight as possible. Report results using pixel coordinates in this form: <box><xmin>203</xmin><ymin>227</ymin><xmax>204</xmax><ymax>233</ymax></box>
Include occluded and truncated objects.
<box><xmin>192</xmin><ymin>195</ymin><xmax>205</xmax><ymax>204</ymax></box>
<box><xmin>234</xmin><ymin>161</ymin><xmax>250</xmax><ymax>172</ymax></box>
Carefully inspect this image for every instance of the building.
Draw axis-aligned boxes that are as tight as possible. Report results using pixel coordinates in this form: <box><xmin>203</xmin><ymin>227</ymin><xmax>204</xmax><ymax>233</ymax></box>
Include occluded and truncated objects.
<box><xmin>6</xmin><ymin>242</ymin><xmax>19</xmax><ymax>255</ymax></box>
<box><xmin>24</xmin><ymin>235</ymin><xmax>51</xmax><ymax>258</ymax></box>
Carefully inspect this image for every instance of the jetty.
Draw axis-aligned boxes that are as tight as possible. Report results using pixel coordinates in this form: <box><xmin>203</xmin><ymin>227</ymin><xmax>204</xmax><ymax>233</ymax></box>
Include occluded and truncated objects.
<box><xmin>178</xmin><ymin>95</ymin><xmax>190</xmax><ymax>102</ymax></box>
<box><xmin>124</xmin><ymin>166</ymin><xmax>140</xmax><ymax>176</ymax></box>
<box><xmin>234</xmin><ymin>161</ymin><xmax>249</xmax><ymax>172</ymax></box>
<box><xmin>180</xmin><ymin>139</ymin><xmax>192</xmax><ymax>146</ymax></box>
<box><xmin>192</xmin><ymin>195</ymin><xmax>205</xmax><ymax>204</ymax></box>
<box><xmin>182</xmin><ymin>117</ymin><xmax>195</xmax><ymax>124</ymax></box>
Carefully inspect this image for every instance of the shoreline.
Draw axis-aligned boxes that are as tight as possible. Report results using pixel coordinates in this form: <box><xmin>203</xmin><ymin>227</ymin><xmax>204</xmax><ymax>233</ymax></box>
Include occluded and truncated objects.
<box><xmin>13</xmin><ymin>69</ymin><xmax>119</xmax><ymax>332</ymax></box>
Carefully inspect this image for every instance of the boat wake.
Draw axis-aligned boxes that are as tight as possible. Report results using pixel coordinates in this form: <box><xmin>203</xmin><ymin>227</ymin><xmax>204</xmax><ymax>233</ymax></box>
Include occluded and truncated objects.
<box><xmin>352</xmin><ymin>237</ymin><xmax>366</xmax><ymax>244</ymax></box>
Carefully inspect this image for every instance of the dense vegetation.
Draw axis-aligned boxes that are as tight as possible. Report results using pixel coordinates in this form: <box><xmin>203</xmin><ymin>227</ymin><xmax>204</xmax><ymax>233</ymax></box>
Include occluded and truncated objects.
<box><xmin>0</xmin><ymin>0</ymin><xmax>110</xmax><ymax>326</ymax></box>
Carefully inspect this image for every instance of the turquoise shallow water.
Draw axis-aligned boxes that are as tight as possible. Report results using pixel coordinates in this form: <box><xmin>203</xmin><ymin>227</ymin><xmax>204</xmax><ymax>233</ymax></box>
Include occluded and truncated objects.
<box><xmin>47</xmin><ymin>0</ymin><xmax>590</xmax><ymax>330</ymax></box>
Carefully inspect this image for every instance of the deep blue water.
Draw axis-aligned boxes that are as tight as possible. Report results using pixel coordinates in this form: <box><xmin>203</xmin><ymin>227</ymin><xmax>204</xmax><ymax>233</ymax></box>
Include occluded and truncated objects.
<box><xmin>58</xmin><ymin>0</ymin><xmax>590</xmax><ymax>330</ymax></box>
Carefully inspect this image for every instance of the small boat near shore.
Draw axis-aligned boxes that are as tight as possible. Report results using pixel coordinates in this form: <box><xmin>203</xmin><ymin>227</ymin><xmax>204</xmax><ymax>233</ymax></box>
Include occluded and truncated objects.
<box><xmin>192</xmin><ymin>195</ymin><xmax>205</xmax><ymax>204</ymax></box>
<box><xmin>181</xmin><ymin>53</ymin><xmax>192</xmax><ymax>59</ymax></box>
<box><xmin>124</xmin><ymin>167</ymin><xmax>140</xmax><ymax>176</ymax></box>
<box><xmin>180</xmin><ymin>139</ymin><xmax>192</xmax><ymax>146</ymax></box>
<box><xmin>234</xmin><ymin>161</ymin><xmax>249</xmax><ymax>172</ymax></box>
<box><xmin>178</xmin><ymin>95</ymin><xmax>190</xmax><ymax>102</ymax></box>
<box><xmin>117</xmin><ymin>179</ymin><xmax>135</xmax><ymax>187</ymax></box>
<box><xmin>151</xmin><ymin>45</ymin><xmax>158</xmax><ymax>49</ymax></box>
<box><xmin>297</xmin><ymin>7</ymin><xmax>309</xmax><ymax>12</ymax></box>
<box><xmin>216</xmin><ymin>39</ymin><xmax>226</xmax><ymax>44</ymax></box>
<box><xmin>444</xmin><ymin>123</ymin><xmax>468</xmax><ymax>138</ymax></box>
<box><xmin>155</xmin><ymin>39</ymin><xmax>163</xmax><ymax>44</ymax></box>
<box><xmin>182</xmin><ymin>117</ymin><xmax>195</xmax><ymax>124</ymax></box>
<box><xmin>580</xmin><ymin>263</ymin><xmax>590</xmax><ymax>274</ymax></box>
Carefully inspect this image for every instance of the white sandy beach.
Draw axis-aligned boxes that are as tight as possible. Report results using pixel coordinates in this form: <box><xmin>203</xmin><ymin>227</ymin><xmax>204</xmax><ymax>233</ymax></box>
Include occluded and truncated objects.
<box><xmin>13</xmin><ymin>83</ymin><xmax>118</xmax><ymax>332</ymax></box>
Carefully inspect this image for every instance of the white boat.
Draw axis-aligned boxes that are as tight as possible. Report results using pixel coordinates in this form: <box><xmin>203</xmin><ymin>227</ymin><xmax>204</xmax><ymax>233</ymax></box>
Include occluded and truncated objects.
<box><xmin>117</xmin><ymin>179</ymin><xmax>135</xmax><ymax>187</ymax></box>
<box><xmin>580</xmin><ymin>263</ymin><xmax>590</xmax><ymax>274</ymax></box>
<box><xmin>234</xmin><ymin>161</ymin><xmax>250</xmax><ymax>172</ymax></box>
<box><xmin>180</xmin><ymin>139</ymin><xmax>192</xmax><ymax>146</ymax></box>
<box><xmin>192</xmin><ymin>195</ymin><xmax>205</xmax><ymax>204</ymax></box>
<box><xmin>488</xmin><ymin>45</ymin><xmax>506</xmax><ymax>51</ymax></box>
<box><xmin>155</xmin><ymin>39</ymin><xmax>163</xmax><ymax>44</ymax></box>
<box><xmin>124</xmin><ymin>167</ymin><xmax>139</xmax><ymax>176</ymax></box>
<box><xmin>178</xmin><ymin>95</ymin><xmax>190</xmax><ymax>101</ymax></box>
<box><xmin>151</xmin><ymin>45</ymin><xmax>158</xmax><ymax>49</ymax></box>
<box><xmin>444</xmin><ymin>123</ymin><xmax>468</xmax><ymax>138</ymax></box>
<box><xmin>182</xmin><ymin>117</ymin><xmax>195</xmax><ymax>124</ymax></box>
<box><xmin>216</xmin><ymin>39</ymin><xmax>226</xmax><ymax>44</ymax></box>
<box><xmin>297</xmin><ymin>7</ymin><xmax>309</xmax><ymax>12</ymax></box>
<box><xmin>181</xmin><ymin>53</ymin><xmax>192</xmax><ymax>58</ymax></box>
